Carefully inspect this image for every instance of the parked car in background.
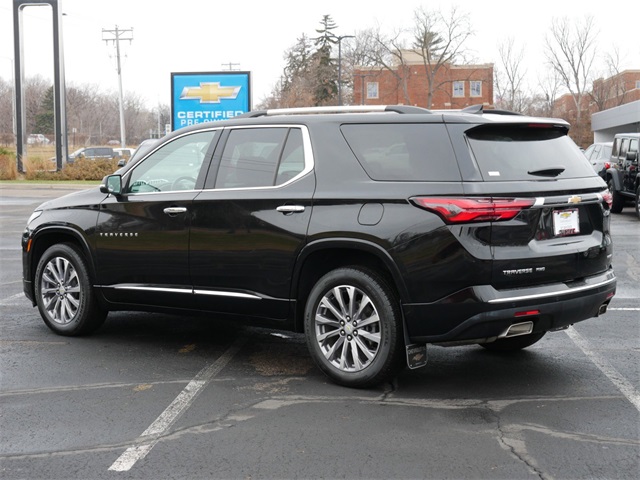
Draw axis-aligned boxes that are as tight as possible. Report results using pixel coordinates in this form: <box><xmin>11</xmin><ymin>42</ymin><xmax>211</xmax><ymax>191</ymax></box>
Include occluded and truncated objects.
<box><xmin>583</xmin><ymin>142</ymin><xmax>613</xmax><ymax>179</ymax></box>
<box><xmin>22</xmin><ymin>105</ymin><xmax>616</xmax><ymax>388</ymax></box>
<box><xmin>605</xmin><ymin>133</ymin><xmax>639</xmax><ymax>218</ymax></box>
<box><xmin>113</xmin><ymin>147</ymin><xmax>135</xmax><ymax>159</ymax></box>
<box><xmin>117</xmin><ymin>139</ymin><xmax>159</xmax><ymax>167</ymax></box>
<box><xmin>68</xmin><ymin>147</ymin><xmax>116</xmax><ymax>163</ymax></box>
<box><xmin>27</xmin><ymin>134</ymin><xmax>50</xmax><ymax>145</ymax></box>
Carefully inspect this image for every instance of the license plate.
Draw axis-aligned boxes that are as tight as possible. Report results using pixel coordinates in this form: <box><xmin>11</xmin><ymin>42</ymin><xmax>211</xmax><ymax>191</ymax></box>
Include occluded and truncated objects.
<box><xmin>553</xmin><ymin>209</ymin><xmax>580</xmax><ymax>236</ymax></box>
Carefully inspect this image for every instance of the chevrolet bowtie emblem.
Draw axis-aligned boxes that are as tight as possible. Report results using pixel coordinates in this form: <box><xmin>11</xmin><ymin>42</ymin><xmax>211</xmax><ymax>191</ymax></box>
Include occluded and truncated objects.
<box><xmin>568</xmin><ymin>195</ymin><xmax>582</xmax><ymax>204</ymax></box>
<box><xmin>180</xmin><ymin>82</ymin><xmax>240</xmax><ymax>104</ymax></box>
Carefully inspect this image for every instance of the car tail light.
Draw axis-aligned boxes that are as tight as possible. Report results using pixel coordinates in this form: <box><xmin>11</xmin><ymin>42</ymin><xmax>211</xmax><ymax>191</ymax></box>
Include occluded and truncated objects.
<box><xmin>602</xmin><ymin>190</ymin><xmax>613</xmax><ymax>209</ymax></box>
<box><xmin>604</xmin><ymin>162</ymin><xmax>610</xmax><ymax>170</ymax></box>
<box><xmin>411</xmin><ymin>197</ymin><xmax>536</xmax><ymax>223</ymax></box>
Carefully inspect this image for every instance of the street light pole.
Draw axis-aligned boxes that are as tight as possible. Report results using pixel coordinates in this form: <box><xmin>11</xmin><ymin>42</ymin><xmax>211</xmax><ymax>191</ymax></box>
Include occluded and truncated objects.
<box><xmin>334</xmin><ymin>34</ymin><xmax>354</xmax><ymax>106</ymax></box>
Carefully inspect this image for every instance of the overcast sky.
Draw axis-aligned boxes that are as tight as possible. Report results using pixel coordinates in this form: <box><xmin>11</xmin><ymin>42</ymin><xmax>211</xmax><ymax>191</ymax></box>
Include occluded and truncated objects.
<box><xmin>1</xmin><ymin>0</ymin><xmax>639</xmax><ymax>109</ymax></box>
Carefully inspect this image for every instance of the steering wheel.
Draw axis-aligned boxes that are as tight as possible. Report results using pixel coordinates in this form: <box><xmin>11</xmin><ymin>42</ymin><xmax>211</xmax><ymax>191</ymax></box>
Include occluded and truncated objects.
<box><xmin>171</xmin><ymin>176</ymin><xmax>197</xmax><ymax>190</ymax></box>
<box><xmin>130</xmin><ymin>180</ymin><xmax>162</xmax><ymax>192</ymax></box>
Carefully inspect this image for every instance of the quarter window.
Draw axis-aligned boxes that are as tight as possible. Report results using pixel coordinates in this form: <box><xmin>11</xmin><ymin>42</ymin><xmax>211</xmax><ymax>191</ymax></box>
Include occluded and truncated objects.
<box><xmin>341</xmin><ymin>124</ymin><xmax>460</xmax><ymax>181</ymax></box>
<box><xmin>126</xmin><ymin>130</ymin><xmax>216</xmax><ymax>193</ymax></box>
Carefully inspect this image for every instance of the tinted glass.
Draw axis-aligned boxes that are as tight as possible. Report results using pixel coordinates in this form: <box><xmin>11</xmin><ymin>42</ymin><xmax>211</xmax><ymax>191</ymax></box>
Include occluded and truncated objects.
<box><xmin>276</xmin><ymin>129</ymin><xmax>305</xmax><ymax>185</ymax></box>
<box><xmin>215</xmin><ymin>128</ymin><xmax>288</xmax><ymax>188</ymax></box>
<box><xmin>340</xmin><ymin>124</ymin><xmax>460</xmax><ymax>181</ymax></box>
<box><xmin>466</xmin><ymin>124</ymin><xmax>595</xmax><ymax>181</ymax></box>
<box><xmin>127</xmin><ymin>130</ymin><xmax>216</xmax><ymax>193</ymax></box>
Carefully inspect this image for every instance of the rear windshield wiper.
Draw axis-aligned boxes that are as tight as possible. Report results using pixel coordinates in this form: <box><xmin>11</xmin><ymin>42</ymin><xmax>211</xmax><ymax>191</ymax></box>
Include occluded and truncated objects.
<box><xmin>527</xmin><ymin>166</ymin><xmax>565</xmax><ymax>177</ymax></box>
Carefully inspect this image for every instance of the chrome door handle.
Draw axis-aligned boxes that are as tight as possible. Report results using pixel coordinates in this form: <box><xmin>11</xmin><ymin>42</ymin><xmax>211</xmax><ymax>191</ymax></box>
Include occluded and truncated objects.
<box><xmin>276</xmin><ymin>205</ymin><xmax>305</xmax><ymax>214</ymax></box>
<box><xmin>163</xmin><ymin>207</ymin><xmax>188</xmax><ymax>215</ymax></box>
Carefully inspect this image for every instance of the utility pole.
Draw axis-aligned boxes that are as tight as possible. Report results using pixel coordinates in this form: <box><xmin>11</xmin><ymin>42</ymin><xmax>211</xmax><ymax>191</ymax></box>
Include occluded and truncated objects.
<box><xmin>332</xmin><ymin>34</ymin><xmax>354</xmax><ymax>106</ymax></box>
<box><xmin>221</xmin><ymin>62</ymin><xmax>241</xmax><ymax>71</ymax></box>
<box><xmin>102</xmin><ymin>25</ymin><xmax>133</xmax><ymax>148</ymax></box>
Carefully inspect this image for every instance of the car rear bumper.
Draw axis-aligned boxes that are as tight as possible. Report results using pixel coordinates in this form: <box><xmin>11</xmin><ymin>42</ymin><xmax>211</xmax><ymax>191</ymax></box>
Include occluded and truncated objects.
<box><xmin>403</xmin><ymin>268</ymin><xmax>616</xmax><ymax>344</ymax></box>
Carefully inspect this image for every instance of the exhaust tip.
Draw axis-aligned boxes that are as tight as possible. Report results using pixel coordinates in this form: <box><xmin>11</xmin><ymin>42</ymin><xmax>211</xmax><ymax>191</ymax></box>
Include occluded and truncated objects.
<box><xmin>598</xmin><ymin>303</ymin><xmax>608</xmax><ymax>316</ymax></box>
<box><xmin>502</xmin><ymin>321</ymin><xmax>534</xmax><ymax>338</ymax></box>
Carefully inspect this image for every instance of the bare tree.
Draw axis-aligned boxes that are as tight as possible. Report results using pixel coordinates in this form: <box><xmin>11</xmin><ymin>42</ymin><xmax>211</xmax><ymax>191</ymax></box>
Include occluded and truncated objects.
<box><xmin>0</xmin><ymin>77</ymin><xmax>14</xmax><ymax>145</ymax></box>
<box><xmin>545</xmin><ymin>16</ymin><xmax>598</xmax><ymax>143</ymax></box>
<box><xmin>590</xmin><ymin>47</ymin><xmax>626</xmax><ymax>111</ymax></box>
<box><xmin>354</xmin><ymin>26</ymin><xmax>413</xmax><ymax>104</ymax></box>
<box><xmin>412</xmin><ymin>5</ymin><xmax>473</xmax><ymax>108</ymax></box>
<box><xmin>494</xmin><ymin>37</ymin><xmax>527</xmax><ymax>113</ymax></box>
<box><xmin>533</xmin><ymin>69</ymin><xmax>563</xmax><ymax>118</ymax></box>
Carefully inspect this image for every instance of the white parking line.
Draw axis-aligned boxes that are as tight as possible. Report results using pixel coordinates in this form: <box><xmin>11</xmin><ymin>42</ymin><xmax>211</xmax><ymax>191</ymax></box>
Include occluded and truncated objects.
<box><xmin>0</xmin><ymin>293</ymin><xmax>26</xmax><ymax>306</ymax></box>
<box><xmin>108</xmin><ymin>337</ymin><xmax>246</xmax><ymax>472</ymax></box>
<box><xmin>565</xmin><ymin>326</ymin><xmax>640</xmax><ymax>412</ymax></box>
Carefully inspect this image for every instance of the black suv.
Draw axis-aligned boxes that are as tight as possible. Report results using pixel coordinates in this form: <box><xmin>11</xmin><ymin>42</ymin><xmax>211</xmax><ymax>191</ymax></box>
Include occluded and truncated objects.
<box><xmin>605</xmin><ymin>132</ymin><xmax>640</xmax><ymax>218</ymax></box>
<box><xmin>22</xmin><ymin>105</ymin><xmax>617</xmax><ymax>388</ymax></box>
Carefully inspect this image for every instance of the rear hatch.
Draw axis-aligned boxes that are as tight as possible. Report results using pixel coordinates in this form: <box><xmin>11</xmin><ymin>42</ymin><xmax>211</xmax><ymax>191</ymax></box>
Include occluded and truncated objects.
<box><xmin>464</xmin><ymin>122</ymin><xmax>612</xmax><ymax>290</ymax></box>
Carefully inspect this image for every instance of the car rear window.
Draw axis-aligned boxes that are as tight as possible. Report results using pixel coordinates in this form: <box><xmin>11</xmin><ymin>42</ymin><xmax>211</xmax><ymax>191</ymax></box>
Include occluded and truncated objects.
<box><xmin>340</xmin><ymin>124</ymin><xmax>461</xmax><ymax>181</ymax></box>
<box><xmin>466</xmin><ymin>124</ymin><xmax>595</xmax><ymax>181</ymax></box>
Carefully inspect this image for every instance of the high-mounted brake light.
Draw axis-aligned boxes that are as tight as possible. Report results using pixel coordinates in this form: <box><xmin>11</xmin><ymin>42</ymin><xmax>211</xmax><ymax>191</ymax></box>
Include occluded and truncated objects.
<box><xmin>411</xmin><ymin>197</ymin><xmax>536</xmax><ymax>223</ymax></box>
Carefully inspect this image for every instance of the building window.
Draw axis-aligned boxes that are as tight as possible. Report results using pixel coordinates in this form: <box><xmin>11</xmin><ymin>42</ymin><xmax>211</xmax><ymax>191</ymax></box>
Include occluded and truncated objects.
<box><xmin>636</xmin><ymin>80</ymin><xmax>640</xmax><ymax>89</ymax></box>
<box><xmin>470</xmin><ymin>81</ymin><xmax>482</xmax><ymax>97</ymax></box>
<box><xmin>367</xmin><ymin>82</ymin><xmax>379</xmax><ymax>99</ymax></box>
<box><xmin>453</xmin><ymin>81</ymin><xmax>464</xmax><ymax>97</ymax></box>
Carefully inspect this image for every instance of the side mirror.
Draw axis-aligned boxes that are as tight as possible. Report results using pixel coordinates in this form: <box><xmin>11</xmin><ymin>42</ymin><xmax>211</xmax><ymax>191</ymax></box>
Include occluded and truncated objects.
<box><xmin>100</xmin><ymin>174</ymin><xmax>122</xmax><ymax>195</ymax></box>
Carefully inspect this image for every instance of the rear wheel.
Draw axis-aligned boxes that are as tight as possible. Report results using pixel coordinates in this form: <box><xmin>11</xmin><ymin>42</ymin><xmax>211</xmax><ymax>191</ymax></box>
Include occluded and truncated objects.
<box><xmin>35</xmin><ymin>243</ymin><xmax>107</xmax><ymax>336</ymax></box>
<box><xmin>480</xmin><ymin>332</ymin><xmax>546</xmax><ymax>352</ymax></box>
<box><xmin>607</xmin><ymin>178</ymin><xmax>624</xmax><ymax>213</ymax></box>
<box><xmin>304</xmin><ymin>267</ymin><xmax>404</xmax><ymax>388</ymax></box>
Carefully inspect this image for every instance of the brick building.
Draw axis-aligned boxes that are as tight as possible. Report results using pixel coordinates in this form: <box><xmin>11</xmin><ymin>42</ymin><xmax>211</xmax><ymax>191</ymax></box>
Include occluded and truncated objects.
<box><xmin>352</xmin><ymin>50</ymin><xmax>494</xmax><ymax>109</ymax></box>
<box><xmin>553</xmin><ymin>70</ymin><xmax>640</xmax><ymax>144</ymax></box>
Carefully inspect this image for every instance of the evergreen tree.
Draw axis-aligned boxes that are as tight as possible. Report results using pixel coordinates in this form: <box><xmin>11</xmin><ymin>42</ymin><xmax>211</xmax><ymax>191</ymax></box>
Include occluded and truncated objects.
<box><xmin>34</xmin><ymin>86</ymin><xmax>55</xmax><ymax>134</ymax></box>
<box><xmin>311</xmin><ymin>15</ymin><xmax>338</xmax><ymax>105</ymax></box>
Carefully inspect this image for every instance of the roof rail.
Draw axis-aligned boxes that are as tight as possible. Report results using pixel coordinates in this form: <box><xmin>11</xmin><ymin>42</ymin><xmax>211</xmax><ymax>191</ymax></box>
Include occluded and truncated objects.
<box><xmin>237</xmin><ymin>105</ymin><xmax>432</xmax><ymax>118</ymax></box>
<box><xmin>461</xmin><ymin>104</ymin><xmax>522</xmax><ymax>116</ymax></box>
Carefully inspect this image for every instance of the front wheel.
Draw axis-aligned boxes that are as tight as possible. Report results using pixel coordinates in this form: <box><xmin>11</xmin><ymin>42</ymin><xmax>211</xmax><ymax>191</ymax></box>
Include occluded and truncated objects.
<box><xmin>480</xmin><ymin>332</ymin><xmax>546</xmax><ymax>352</ymax></box>
<box><xmin>34</xmin><ymin>243</ymin><xmax>107</xmax><ymax>336</ymax></box>
<box><xmin>304</xmin><ymin>267</ymin><xmax>404</xmax><ymax>388</ymax></box>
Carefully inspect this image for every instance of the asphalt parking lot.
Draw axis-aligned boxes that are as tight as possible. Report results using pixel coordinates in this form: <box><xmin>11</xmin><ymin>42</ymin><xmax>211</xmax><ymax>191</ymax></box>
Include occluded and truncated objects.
<box><xmin>1</xmin><ymin>184</ymin><xmax>639</xmax><ymax>479</ymax></box>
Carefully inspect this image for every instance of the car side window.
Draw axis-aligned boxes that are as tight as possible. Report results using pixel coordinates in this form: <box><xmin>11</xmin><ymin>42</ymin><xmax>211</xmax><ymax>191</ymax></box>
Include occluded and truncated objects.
<box><xmin>619</xmin><ymin>139</ymin><xmax>629</xmax><ymax>160</ymax></box>
<box><xmin>215</xmin><ymin>127</ymin><xmax>302</xmax><ymax>189</ymax></box>
<box><xmin>276</xmin><ymin>129</ymin><xmax>305</xmax><ymax>185</ymax></box>
<box><xmin>126</xmin><ymin>130</ymin><xmax>216</xmax><ymax>193</ymax></box>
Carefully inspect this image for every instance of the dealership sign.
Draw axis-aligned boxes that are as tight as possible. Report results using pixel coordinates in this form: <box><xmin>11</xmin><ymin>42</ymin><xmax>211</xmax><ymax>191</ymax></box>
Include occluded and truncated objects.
<box><xmin>171</xmin><ymin>72</ymin><xmax>251</xmax><ymax>131</ymax></box>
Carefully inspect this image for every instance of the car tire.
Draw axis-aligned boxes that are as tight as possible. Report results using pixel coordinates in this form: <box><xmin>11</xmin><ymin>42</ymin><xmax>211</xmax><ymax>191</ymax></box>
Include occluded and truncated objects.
<box><xmin>480</xmin><ymin>332</ymin><xmax>546</xmax><ymax>352</ymax></box>
<box><xmin>607</xmin><ymin>178</ymin><xmax>624</xmax><ymax>213</ymax></box>
<box><xmin>304</xmin><ymin>267</ymin><xmax>404</xmax><ymax>388</ymax></box>
<box><xmin>635</xmin><ymin>184</ymin><xmax>640</xmax><ymax>219</ymax></box>
<box><xmin>34</xmin><ymin>243</ymin><xmax>107</xmax><ymax>336</ymax></box>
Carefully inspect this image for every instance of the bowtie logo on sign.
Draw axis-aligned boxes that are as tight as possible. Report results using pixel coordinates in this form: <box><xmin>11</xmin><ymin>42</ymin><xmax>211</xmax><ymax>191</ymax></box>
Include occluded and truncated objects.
<box><xmin>180</xmin><ymin>82</ymin><xmax>241</xmax><ymax>104</ymax></box>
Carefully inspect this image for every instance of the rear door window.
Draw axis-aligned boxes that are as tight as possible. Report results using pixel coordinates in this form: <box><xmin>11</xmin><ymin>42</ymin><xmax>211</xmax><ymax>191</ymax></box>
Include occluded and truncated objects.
<box><xmin>466</xmin><ymin>124</ymin><xmax>595</xmax><ymax>181</ymax></box>
<box><xmin>340</xmin><ymin>124</ymin><xmax>460</xmax><ymax>181</ymax></box>
<box><xmin>214</xmin><ymin>127</ymin><xmax>306</xmax><ymax>189</ymax></box>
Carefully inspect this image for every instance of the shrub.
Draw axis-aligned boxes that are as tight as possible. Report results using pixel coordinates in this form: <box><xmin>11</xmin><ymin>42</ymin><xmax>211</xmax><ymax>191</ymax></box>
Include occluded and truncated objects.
<box><xmin>22</xmin><ymin>157</ymin><xmax>119</xmax><ymax>181</ymax></box>
<box><xmin>58</xmin><ymin>158</ymin><xmax>119</xmax><ymax>180</ymax></box>
<box><xmin>0</xmin><ymin>148</ymin><xmax>17</xmax><ymax>180</ymax></box>
<box><xmin>24</xmin><ymin>156</ymin><xmax>57</xmax><ymax>180</ymax></box>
